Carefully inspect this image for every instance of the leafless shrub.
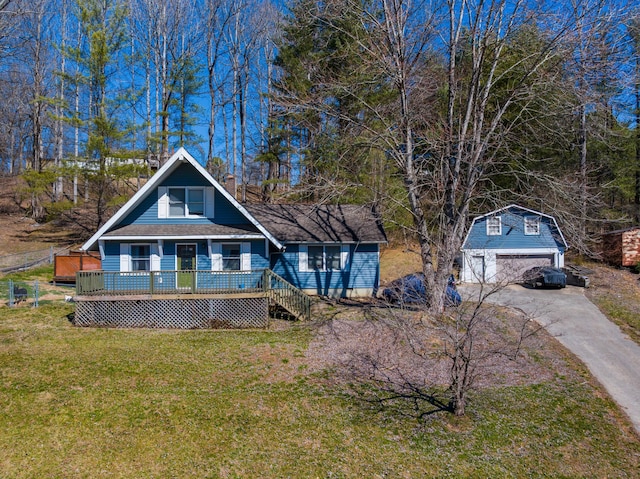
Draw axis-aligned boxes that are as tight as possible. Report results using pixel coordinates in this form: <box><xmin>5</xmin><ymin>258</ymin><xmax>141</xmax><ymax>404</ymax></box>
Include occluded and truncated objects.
<box><xmin>307</xmin><ymin>291</ymin><xmax>549</xmax><ymax>417</ymax></box>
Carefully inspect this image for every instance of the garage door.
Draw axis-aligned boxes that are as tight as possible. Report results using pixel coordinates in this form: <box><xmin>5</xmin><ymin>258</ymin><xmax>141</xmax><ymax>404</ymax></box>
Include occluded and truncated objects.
<box><xmin>495</xmin><ymin>254</ymin><xmax>553</xmax><ymax>283</ymax></box>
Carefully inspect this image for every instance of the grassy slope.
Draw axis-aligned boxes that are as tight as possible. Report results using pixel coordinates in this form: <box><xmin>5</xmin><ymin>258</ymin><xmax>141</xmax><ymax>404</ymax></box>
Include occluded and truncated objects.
<box><xmin>584</xmin><ymin>262</ymin><xmax>640</xmax><ymax>345</ymax></box>
<box><xmin>1</xmin><ymin>228</ymin><xmax>639</xmax><ymax>476</ymax></box>
<box><xmin>1</xmin><ymin>303</ymin><xmax>639</xmax><ymax>478</ymax></box>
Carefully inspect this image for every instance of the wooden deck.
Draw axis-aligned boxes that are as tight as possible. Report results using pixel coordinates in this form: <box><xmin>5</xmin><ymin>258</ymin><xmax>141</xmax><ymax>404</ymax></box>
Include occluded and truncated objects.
<box><xmin>73</xmin><ymin>269</ymin><xmax>311</xmax><ymax>328</ymax></box>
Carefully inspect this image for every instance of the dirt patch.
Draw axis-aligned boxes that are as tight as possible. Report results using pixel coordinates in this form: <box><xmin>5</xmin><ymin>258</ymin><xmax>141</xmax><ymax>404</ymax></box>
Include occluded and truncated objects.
<box><xmin>0</xmin><ymin>176</ymin><xmax>93</xmax><ymax>256</ymax></box>
<box><xmin>0</xmin><ymin>215</ymin><xmax>80</xmax><ymax>258</ymax></box>
<box><xmin>303</xmin><ymin>299</ymin><xmax>575</xmax><ymax>393</ymax></box>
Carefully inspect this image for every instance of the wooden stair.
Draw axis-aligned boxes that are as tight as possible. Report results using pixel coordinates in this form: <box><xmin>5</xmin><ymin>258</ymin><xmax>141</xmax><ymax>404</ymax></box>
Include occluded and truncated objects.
<box><xmin>263</xmin><ymin>270</ymin><xmax>311</xmax><ymax>321</ymax></box>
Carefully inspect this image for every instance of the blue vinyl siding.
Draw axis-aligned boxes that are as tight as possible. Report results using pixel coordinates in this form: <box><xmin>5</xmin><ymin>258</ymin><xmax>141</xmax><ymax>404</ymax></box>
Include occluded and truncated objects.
<box><xmin>195</xmin><ymin>271</ymin><xmax>263</xmax><ymax>290</ymax></box>
<box><xmin>160</xmin><ymin>242</ymin><xmax>175</xmax><ymax>270</ymax></box>
<box><xmin>210</xmin><ymin>192</ymin><xmax>251</xmax><ymax>225</ymax></box>
<box><xmin>348</xmin><ymin>244</ymin><xmax>380</xmax><ymax>289</ymax></box>
<box><xmin>118</xmin><ymin>163</ymin><xmax>251</xmax><ymax>227</ymax></box>
<box><xmin>102</xmin><ymin>242</ymin><xmax>121</xmax><ymax>271</ymax></box>
<box><xmin>161</xmin><ymin>163</ymin><xmax>211</xmax><ymax>187</ymax></box>
<box><xmin>250</xmin><ymin>240</ymin><xmax>270</xmax><ymax>270</ymax></box>
<box><xmin>102</xmin><ymin>239</ymin><xmax>269</xmax><ymax>272</ymax></box>
<box><xmin>464</xmin><ymin>210</ymin><xmax>565</xmax><ymax>251</ymax></box>
<box><xmin>271</xmin><ymin>243</ymin><xmax>379</xmax><ymax>296</ymax></box>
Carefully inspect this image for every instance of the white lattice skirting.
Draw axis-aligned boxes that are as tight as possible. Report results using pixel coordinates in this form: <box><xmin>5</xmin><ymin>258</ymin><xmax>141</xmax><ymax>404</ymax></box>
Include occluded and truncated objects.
<box><xmin>73</xmin><ymin>296</ymin><xmax>269</xmax><ymax>329</ymax></box>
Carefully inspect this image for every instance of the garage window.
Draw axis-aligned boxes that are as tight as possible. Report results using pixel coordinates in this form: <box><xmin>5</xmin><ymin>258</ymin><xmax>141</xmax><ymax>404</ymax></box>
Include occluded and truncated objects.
<box><xmin>486</xmin><ymin>216</ymin><xmax>502</xmax><ymax>236</ymax></box>
<box><xmin>524</xmin><ymin>216</ymin><xmax>540</xmax><ymax>235</ymax></box>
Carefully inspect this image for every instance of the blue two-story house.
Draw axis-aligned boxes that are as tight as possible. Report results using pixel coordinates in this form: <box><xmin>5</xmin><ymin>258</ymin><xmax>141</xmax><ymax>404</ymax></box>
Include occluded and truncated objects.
<box><xmin>460</xmin><ymin>205</ymin><xmax>567</xmax><ymax>284</ymax></box>
<box><xmin>78</xmin><ymin>148</ymin><xmax>386</xmax><ymax>328</ymax></box>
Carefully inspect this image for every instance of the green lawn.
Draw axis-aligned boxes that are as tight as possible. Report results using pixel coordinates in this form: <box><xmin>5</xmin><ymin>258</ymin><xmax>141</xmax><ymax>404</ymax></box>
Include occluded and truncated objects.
<box><xmin>1</xmin><ymin>303</ymin><xmax>639</xmax><ymax>478</ymax></box>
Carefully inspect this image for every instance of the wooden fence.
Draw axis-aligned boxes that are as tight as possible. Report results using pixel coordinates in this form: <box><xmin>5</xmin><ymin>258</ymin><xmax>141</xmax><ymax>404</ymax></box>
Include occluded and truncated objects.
<box><xmin>54</xmin><ymin>251</ymin><xmax>101</xmax><ymax>283</ymax></box>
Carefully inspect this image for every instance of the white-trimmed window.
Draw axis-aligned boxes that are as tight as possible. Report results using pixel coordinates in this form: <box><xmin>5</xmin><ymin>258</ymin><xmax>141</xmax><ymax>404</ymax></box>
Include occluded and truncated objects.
<box><xmin>210</xmin><ymin>242</ymin><xmax>251</xmax><ymax>271</ymax></box>
<box><xmin>524</xmin><ymin>216</ymin><xmax>540</xmax><ymax>235</ymax></box>
<box><xmin>120</xmin><ymin>243</ymin><xmax>161</xmax><ymax>272</ymax></box>
<box><xmin>158</xmin><ymin>186</ymin><xmax>214</xmax><ymax>219</ymax></box>
<box><xmin>131</xmin><ymin>244</ymin><xmax>151</xmax><ymax>271</ymax></box>
<box><xmin>168</xmin><ymin>187</ymin><xmax>204</xmax><ymax>217</ymax></box>
<box><xmin>222</xmin><ymin>243</ymin><xmax>241</xmax><ymax>271</ymax></box>
<box><xmin>299</xmin><ymin>244</ymin><xmax>349</xmax><ymax>272</ymax></box>
<box><xmin>486</xmin><ymin>216</ymin><xmax>502</xmax><ymax>236</ymax></box>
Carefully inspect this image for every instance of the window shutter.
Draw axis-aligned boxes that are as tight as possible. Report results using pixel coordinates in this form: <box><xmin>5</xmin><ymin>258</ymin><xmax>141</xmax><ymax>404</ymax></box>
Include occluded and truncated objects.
<box><xmin>157</xmin><ymin>187</ymin><xmax>167</xmax><ymax>218</ymax></box>
<box><xmin>241</xmin><ymin>242</ymin><xmax>251</xmax><ymax>271</ymax></box>
<box><xmin>205</xmin><ymin>187</ymin><xmax>215</xmax><ymax>218</ymax></box>
<box><xmin>211</xmin><ymin>242</ymin><xmax>222</xmax><ymax>271</ymax></box>
<box><xmin>119</xmin><ymin>243</ymin><xmax>130</xmax><ymax>272</ymax></box>
<box><xmin>340</xmin><ymin>244</ymin><xmax>350</xmax><ymax>270</ymax></box>
<box><xmin>298</xmin><ymin>245</ymin><xmax>308</xmax><ymax>273</ymax></box>
<box><xmin>150</xmin><ymin>243</ymin><xmax>161</xmax><ymax>271</ymax></box>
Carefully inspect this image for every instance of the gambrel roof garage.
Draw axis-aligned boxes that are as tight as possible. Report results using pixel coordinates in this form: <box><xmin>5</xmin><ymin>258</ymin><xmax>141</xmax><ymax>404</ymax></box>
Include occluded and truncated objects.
<box><xmin>460</xmin><ymin>205</ymin><xmax>567</xmax><ymax>284</ymax></box>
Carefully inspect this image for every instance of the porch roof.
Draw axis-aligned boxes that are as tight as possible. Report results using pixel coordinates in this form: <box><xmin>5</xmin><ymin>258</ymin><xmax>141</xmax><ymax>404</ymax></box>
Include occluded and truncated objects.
<box><xmin>102</xmin><ymin>223</ymin><xmax>264</xmax><ymax>240</ymax></box>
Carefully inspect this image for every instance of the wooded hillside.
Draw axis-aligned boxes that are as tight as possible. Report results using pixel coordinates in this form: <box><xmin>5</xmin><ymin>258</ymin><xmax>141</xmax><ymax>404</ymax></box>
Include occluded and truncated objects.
<box><xmin>1</xmin><ymin>0</ymin><xmax>639</xmax><ymax>307</ymax></box>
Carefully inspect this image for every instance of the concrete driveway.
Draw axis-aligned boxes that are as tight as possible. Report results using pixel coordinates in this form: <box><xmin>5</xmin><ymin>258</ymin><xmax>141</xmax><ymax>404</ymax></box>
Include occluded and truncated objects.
<box><xmin>459</xmin><ymin>283</ymin><xmax>640</xmax><ymax>436</ymax></box>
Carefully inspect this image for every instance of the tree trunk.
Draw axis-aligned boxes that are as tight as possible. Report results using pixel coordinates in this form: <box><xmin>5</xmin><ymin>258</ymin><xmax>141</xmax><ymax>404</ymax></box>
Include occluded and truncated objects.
<box><xmin>579</xmin><ymin>104</ymin><xmax>588</xmax><ymax>238</ymax></box>
<box><xmin>635</xmin><ymin>52</ymin><xmax>640</xmax><ymax>223</ymax></box>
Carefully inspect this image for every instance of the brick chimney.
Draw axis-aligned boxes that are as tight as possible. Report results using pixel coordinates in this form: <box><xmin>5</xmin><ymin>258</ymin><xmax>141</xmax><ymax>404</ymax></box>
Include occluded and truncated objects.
<box><xmin>224</xmin><ymin>174</ymin><xmax>237</xmax><ymax>199</ymax></box>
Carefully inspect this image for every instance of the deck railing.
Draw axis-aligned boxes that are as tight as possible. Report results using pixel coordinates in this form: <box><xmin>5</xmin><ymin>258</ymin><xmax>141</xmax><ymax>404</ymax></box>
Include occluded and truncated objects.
<box><xmin>76</xmin><ymin>270</ymin><xmax>265</xmax><ymax>296</ymax></box>
<box><xmin>262</xmin><ymin>270</ymin><xmax>311</xmax><ymax>321</ymax></box>
<box><xmin>76</xmin><ymin>269</ymin><xmax>311</xmax><ymax>320</ymax></box>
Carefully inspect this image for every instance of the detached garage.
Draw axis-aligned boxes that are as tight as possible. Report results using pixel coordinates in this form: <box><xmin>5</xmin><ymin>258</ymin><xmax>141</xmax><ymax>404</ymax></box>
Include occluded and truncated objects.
<box><xmin>460</xmin><ymin>205</ymin><xmax>567</xmax><ymax>284</ymax></box>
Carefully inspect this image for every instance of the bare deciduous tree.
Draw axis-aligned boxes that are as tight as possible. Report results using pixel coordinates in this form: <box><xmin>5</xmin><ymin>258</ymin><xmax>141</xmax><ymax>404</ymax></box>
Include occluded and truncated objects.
<box><xmin>314</xmin><ymin>285</ymin><xmax>546</xmax><ymax>416</ymax></box>
<box><xmin>274</xmin><ymin>0</ymin><xmax>630</xmax><ymax>311</ymax></box>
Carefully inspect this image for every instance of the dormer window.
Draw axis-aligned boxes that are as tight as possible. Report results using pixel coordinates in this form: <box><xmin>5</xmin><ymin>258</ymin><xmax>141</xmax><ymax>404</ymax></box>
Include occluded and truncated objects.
<box><xmin>524</xmin><ymin>216</ymin><xmax>540</xmax><ymax>235</ymax></box>
<box><xmin>158</xmin><ymin>186</ymin><xmax>213</xmax><ymax>219</ymax></box>
<box><xmin>168</xmin><ymin>187</ymin><xmax>204</xmax><ymax>217</ymax></box>
<box><xmin>486</xmin><ymin>216</ymin><xmax>502</xmax><ymax>236</ymax></box>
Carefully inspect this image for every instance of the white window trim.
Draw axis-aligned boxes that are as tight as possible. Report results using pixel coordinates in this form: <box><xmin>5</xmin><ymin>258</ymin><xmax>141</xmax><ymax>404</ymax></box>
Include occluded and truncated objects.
<box><xmin>486</xmin><ymin>216</ymin><xmax>502</xmax><ymax>236</ymax></box>
<box><xmin>221</xmin><ymin>242</ymin><xmax>241</xmax><ymax>271</ymax></box>
<box><xmin>299</xmin><ymin>244</ymin><xmax>349</xmax><ymax>272</ymax></box>
<box><xmin>210</xmin><ymin>242</ymin><xmax>250</xmax><ymax>271</ymax></box>
<box><xmin>119</xmin><ymin>243</ymin><xmax>160</xmax><ymax>273</ymax></box>
<box><xmin>169</xmin><ymin>187</ymin><xmax>204</xmax><ymax>218</ymax></box>
<box><xmin>524</xmin><ymin>216</ymin><xmax>540</xmax><ymax>235</ymax></box>
<box><xmin>158</xmin><ymin>186</ymin><xmax>214</xmax><ymax>219</ymax></box>
<box><xmin>241</xmin><ymin>242</ymin><xmax>251</xmax><ymax>271</ymax></box>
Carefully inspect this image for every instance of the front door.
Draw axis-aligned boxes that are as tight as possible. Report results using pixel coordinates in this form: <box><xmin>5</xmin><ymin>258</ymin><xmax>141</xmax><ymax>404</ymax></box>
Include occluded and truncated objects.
<box><xmin>176</xmin><ymin>243</ymin><xmax>197</xmax><ymax>289</ymax></box>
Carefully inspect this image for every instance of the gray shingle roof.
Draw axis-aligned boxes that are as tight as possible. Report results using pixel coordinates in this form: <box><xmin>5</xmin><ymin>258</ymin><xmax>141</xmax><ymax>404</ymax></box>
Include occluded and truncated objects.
<box><xmin>245</xmin><ymin>204</ymin><xmax>387</xmax><ymax>244</ymax></box>
<box><xmin>102</xmin><ymin>204</ymin><xmax>386</xmax><ymax>245</ymax></box>
<box><xmin>104</xmin><ymin>224</ymin><xmax>260</xmax><ymax>237</ymax></box>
